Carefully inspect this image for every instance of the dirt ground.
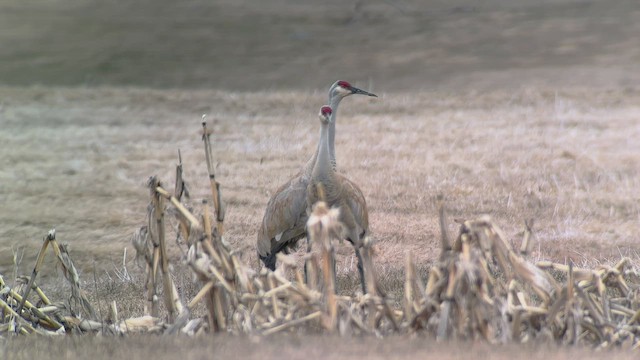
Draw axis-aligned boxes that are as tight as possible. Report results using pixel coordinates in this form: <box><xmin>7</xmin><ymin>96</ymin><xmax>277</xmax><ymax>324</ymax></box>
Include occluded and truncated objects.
<box><xmin>3</xmin><ymin>334</ymin><xmax>640</xmax><ymax>360</ymax></box>
<box><xmin>1</xmin><ymin>0</ymin><xmax>639</xmax><ymax>357</ymax></box>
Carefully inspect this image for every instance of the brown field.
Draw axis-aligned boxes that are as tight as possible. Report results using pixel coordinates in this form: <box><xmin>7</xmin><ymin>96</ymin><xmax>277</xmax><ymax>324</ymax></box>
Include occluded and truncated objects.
<box><xmin>1</xmin><ymin>0</ymin><xmax>639</xmax><ymax>357</ymax></box>
<box><xmin>2</xmin><ymin>86</ymin><xmax>639</xmax><ymax>282</ymax></box>
<box><xmin>4</xmin><ymin>335</ymin><xmax>640</xmax><ymax>360</ymax></box>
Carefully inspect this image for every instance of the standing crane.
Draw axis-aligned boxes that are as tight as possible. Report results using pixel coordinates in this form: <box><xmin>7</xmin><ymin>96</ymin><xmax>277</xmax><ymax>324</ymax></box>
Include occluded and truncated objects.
<box><xmin>257</xmin><ymin>81</ymin><xmax>376</xmax><ymax>270</ymax></box>
<box><xmin>307</xmin><ymin>105</ymin><xmax>369</xmax><ymax>293</ymax></box>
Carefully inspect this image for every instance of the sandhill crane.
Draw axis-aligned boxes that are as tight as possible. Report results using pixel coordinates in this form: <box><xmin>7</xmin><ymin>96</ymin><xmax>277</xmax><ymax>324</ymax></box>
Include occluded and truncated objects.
<box><xmin>325</xmin><ymin>80</ymin><xmax>377</xmax><ymax>169</ymax></box>
<box><xmin>257</xmin><ymin>81</ymin><xmax>376</xmax><ymax>270</ymax></box>
<box><xmin>307</xmin><ymin>105</ymin><xmax>369</xmax><ymax>293</ymax></box>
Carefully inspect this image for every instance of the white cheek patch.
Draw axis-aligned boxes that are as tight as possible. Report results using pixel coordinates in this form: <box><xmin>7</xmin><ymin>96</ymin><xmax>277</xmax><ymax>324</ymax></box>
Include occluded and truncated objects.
<box><xmin>338</xmin><ymin>87</ymin><xmax>350</xmax><ymax>95</ymax></box>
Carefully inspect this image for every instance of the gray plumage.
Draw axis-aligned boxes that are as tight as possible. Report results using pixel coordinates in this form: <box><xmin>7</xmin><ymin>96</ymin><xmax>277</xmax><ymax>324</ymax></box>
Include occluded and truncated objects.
<box><xmin>307</xmin><ymin>105</ymin><xmax>369</xmax><ymax>292</ymax></box>
<box><xmin>257</xmin><ymin>81</ymin><xmax>376</xmax><ymax>270</ymax></box>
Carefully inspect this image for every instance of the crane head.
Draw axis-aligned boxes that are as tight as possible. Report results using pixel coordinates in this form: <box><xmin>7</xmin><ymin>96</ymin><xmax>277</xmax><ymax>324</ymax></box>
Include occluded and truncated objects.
<box><xmin>319</xmin><ymin>105</ymin><xmax>332</xmax><ymax>124</ymax></box>
<box><xmin>331</xmin><ymin>80</ymin><xmax>377</xmax><ymax>98</ymax></box>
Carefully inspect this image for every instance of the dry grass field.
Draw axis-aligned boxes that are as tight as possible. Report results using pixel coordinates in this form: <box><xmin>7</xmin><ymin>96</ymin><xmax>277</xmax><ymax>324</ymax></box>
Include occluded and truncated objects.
<box><xmin>2</xmin><ymin>85</ymin><xmax>639</xmax><ymax>357</ymax></box>
<box><xmin>2</xmin><ymin>86</ymin><xmax>638</xmax><ymax>279</ymax></box>
<box><xmin>1</xmin><ymin>0</ymin><xmax>639</xmax><ymax>358</ymax></box>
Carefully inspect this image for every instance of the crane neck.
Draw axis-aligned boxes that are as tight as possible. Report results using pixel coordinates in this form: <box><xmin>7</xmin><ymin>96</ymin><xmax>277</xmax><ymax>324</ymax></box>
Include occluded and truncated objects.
<box><xmin>312</xmin><ymin>120</ymin><xmax>333</xmax><ymax>182</ymax></box>
<box><xmin>308</xmin><ymin>95</ymin><xmax>341</xmax><ymax>174</ymax></box>
<box><xmin>327</xmin><ymin>95</ymin><xmax>342</xmax><ymax>170</ymax></box>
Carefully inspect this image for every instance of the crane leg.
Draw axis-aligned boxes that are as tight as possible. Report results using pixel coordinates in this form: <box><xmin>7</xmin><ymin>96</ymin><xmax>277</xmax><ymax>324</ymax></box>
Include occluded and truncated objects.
<box><xmin>304</xmin><ymin>236</ymin><xmax>312</xmax><ymax>284</ymax></box>
<box><xmin>354</xmin><ymin>247</ymin><xmax>366</xmax><ymax>294</ymax></box>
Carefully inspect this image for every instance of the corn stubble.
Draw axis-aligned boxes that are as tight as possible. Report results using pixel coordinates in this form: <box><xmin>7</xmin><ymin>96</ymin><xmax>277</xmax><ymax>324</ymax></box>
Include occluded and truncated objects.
<box><xmin>0</xmin><ymin>121</ymin><xmax>638</xmax><ymax>350</ymax></box>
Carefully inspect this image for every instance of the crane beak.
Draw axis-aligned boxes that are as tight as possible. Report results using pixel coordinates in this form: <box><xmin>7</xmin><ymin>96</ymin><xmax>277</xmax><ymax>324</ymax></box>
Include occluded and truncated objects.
<box><xmin>350</xmin><ymin>86</ymin><xmax>377</xmax><ymax>97</ymax></box>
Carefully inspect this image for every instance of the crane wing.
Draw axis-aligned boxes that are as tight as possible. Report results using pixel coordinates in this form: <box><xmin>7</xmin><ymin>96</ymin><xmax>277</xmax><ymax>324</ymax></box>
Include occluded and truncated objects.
<box><xmin>257</xmin><ymin>174</ymin><xmax>310</xmax><ymax>257</ymax></box>
<box><xmin>338</xmin><ymin>174</ymin><xmax>369</xmax><ymax>236</ymax></box>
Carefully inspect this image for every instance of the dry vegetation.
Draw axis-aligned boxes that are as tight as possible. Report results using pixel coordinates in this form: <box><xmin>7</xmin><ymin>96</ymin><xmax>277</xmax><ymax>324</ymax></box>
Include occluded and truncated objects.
<box><xmin>1</xmin><ymin>87</ymin><xmax>639</xmax><ymax>278</ymax></box>
<box><xmin>1</xmin><ymin>86</ymin><xmax>639</xmax><ymax>357</ymax></box>
<box><xmin>2</xmin><ymin>0</ymin><xmax>640</xmax><ymax>357</ymax></box>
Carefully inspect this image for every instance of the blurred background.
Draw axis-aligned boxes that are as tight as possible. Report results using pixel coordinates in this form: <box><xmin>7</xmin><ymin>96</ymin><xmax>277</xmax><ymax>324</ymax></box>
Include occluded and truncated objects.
<box><xmin>1</xmin><ymin>0</ymin><xmax>639</xmax><ymax>92</ymax></box>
